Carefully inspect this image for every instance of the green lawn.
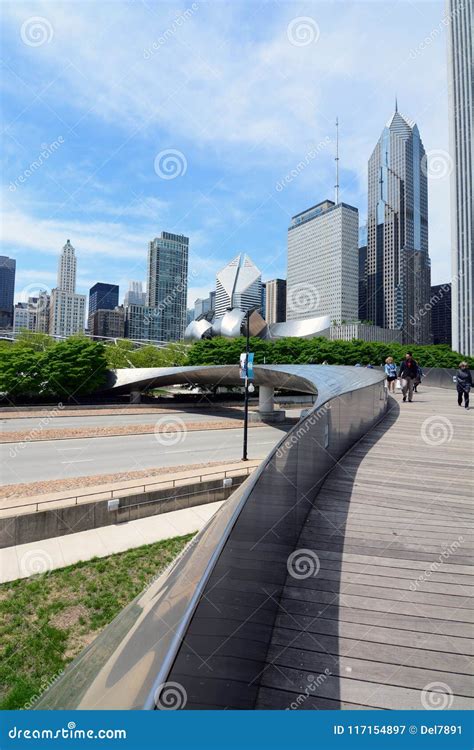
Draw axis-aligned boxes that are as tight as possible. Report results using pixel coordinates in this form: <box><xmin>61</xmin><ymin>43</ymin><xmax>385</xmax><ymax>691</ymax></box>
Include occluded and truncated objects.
<box><xmin>0</xmin><ymin>534</ymin><xmax>194</xmax><ymax>710</ymax></box>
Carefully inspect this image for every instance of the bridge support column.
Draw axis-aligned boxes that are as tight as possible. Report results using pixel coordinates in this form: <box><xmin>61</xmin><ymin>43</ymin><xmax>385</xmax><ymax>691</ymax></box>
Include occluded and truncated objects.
<box><xmin>130</xmin><ymin>389</ymin><xmax>141</xmax><ymax>404</ymax></box>
<box><xmin>249</xmin><ymin>386</ymin><xmax>286</xmax><ymax>423</ymax></box>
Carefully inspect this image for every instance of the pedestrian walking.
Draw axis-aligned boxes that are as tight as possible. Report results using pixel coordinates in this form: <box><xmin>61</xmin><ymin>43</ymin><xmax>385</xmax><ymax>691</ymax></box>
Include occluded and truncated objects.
<box><xmin>398</xmin><ymin>352</ymin><xmax>418</xmax><ymax>403</ymax></box>
<box><xmin>413</xmin><ymin>364</ymin><xmax>423</xmax><ymax>393</ymax></box>
<box><xmin>384</xmin><ymin>356</ymin><xmax>397</xmax><ymax>393</ymax></box>
<box><xmin>456</xmin><ymin>361</ymin><xmax>472</xmax><ymax>409</ymax></box>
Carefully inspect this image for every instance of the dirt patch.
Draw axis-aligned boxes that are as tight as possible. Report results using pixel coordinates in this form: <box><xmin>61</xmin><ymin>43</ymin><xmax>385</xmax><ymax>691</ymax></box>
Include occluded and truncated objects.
<box><xmin>50</xmin><ymin>604</ymin><xmax>88</xmax><ymax>630</ymax></box>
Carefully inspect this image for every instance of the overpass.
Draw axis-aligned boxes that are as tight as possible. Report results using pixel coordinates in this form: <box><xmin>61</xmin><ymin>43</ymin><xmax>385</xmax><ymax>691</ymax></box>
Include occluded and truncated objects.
<box><xmin>35</xmin><ymin>365</ymin><xmax>473</xmax><ymax>710</ymax></box>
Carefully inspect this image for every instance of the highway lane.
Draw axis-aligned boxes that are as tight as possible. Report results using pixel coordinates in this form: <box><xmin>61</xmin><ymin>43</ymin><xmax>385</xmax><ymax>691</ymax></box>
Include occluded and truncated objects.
<box><xmin>0</xmin><ymin>424</ymin><xmax>290</xmax><ymax>485</ymax></box>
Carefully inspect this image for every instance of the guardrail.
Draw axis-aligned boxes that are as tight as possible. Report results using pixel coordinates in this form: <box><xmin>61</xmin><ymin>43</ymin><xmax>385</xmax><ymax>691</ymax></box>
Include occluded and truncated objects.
<box><xmin>34</xmin><ymin>365</ymin><xmax>387</xmax><ymax>710</ymax></box>
<box><xmin>1</xmin><ymin>466</ymin><xmax>257</xmax><ymax>515</ymax></box>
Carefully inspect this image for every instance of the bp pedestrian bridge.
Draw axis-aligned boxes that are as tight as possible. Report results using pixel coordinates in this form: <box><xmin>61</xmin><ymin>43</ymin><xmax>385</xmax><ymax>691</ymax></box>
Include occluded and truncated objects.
<box><xmin>36</xmin><ymin>365</ymin><xmax>473</xmax><ymax>711</ymax></box>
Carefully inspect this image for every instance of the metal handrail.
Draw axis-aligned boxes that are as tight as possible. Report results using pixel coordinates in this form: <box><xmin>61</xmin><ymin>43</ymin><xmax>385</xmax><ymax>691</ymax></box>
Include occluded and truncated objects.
<box><xmin>0</xmin><ymin>465</ymin><xmax>257</xmax><ymax>514</ymax></box>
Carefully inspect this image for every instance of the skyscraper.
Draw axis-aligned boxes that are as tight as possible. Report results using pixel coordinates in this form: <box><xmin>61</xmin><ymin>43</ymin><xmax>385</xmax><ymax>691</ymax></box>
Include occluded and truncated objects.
<box><xmin>49</xmin><ymin>241</ymin><xmax>86</xmax><ymax>337</ymax></box>
<box><xmin>0</xmin><ymin>256</ymin><xmax>16</xmax><ymax>328</ymax></box>
<box><xmin>215</xmin><ymin>254</ymin><xmax>262</xmax><ymax>318</ymax></box>
<box><xmin>366</xmin><ymin>106</ymin><xmax>431</xmax><ymax>344</ymax></box>
<box><xmin>430</xmin><ymin>283</ymin><xmax>452</xmax><ymax>346</ymax></box>
<box><xmin>265</xmin><ymin>279</ymin><xmax>287</xmax><ymax>324</ymax></box>
<box><xmin>286</xmin><ymin>200</ymin><xmax>358</xmax><ymax>325</ymax></box>
<box><xmin>147</xmin><ymin>232</ymin><xmax>189</xmax><ymax>341</ymax></box>
<box><xmin>88</xmin><ymin>283</ymin><xmax>119</xmax><ymax>316</ymax></box>
<box><xmin>124</xmin><ymin>281</ymin><xmax>146</xmax><ymax>307</ymax></box>
<box><xmin>447</xmin><ymin>0</ymin><xmax>473</xmax><ymax>355</ymax></box>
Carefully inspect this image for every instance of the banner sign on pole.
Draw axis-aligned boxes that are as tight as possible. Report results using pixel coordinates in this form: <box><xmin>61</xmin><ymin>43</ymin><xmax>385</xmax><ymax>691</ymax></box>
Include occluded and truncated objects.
<box><xmin>240</xmin><ymin>352</ymin><xmax>254</xmax><ymax>379</ymax></box>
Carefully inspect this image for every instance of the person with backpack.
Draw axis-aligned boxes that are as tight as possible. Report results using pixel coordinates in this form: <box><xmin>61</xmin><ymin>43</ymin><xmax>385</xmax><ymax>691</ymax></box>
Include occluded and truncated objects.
<box><xmin>398</xmin><ymin>352</ymin><xmax>418</xmax><ymax>403</ymax></box>
<box><xmin>456</xmin><ymin>361</ymin><xmax>472</xmax><ymax>409</ymax></box>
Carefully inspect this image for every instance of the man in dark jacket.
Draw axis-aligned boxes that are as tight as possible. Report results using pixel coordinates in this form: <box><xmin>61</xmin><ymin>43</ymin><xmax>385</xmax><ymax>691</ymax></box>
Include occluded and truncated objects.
<box><xmin>456</xmin><ymin>362</ymin><xmax>472</xmax><ymax>409</ymax></box>
<box><xmin>398</xmin><ymin>352</ymin><xmax>418</xmax><ymax>402</ymax></box>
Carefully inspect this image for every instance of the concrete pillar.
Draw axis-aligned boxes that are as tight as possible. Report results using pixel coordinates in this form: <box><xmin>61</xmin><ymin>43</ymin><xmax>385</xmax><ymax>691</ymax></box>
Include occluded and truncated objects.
<box><xmin>130</xmin><ymin>389</ymin><xmax>141</xmax><ymax>404</ymax></box>
<box><xmin>259</xmin><ymin>385</ymin><xmax>274</xmax><ymax>413</ymax></box>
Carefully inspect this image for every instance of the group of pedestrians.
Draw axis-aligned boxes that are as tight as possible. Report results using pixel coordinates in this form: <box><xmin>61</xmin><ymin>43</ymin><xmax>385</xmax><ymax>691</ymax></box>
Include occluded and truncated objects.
<box><xmin>384</xmin><ymin>352</ymin><xmax>422</xmax><ymax>402</ymax></box>
<box><xmin>384</xmin><ymin>352</ymin><xmax>472</xmax><ymax>409</ymax></box>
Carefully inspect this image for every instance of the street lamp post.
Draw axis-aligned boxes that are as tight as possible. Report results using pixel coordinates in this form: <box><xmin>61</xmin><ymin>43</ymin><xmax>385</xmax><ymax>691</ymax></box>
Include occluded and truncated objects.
<box><xmin>242</xmin><ymin>309</ymin><xmax>251</xmax><ymax>461</ymax></box>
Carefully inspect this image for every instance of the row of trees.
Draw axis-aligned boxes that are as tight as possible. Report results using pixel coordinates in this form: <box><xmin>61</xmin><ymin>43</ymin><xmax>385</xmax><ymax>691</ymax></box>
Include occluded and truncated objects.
<box><xmin>186</xmin><ymin>336</ymin><xmax>474</xmax><ymax>369</ymax></box>
<box><xmin>1</xmin><ymin>332</ymin><xmax>472</xmax><ymax>399</ymax></box>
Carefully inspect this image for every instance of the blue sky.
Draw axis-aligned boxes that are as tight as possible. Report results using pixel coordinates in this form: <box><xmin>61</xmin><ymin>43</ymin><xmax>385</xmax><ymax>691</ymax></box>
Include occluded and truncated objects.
<box><xmin>2</xmin><ymin>0</ymin><xmax>452</xmax><ymax>309</ymax></box>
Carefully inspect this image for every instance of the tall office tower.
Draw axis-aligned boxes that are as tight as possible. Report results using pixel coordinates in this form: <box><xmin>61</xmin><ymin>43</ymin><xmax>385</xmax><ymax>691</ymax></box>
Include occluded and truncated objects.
<box><xmin>147</xmin><ymin>232</ymin><xmax>189</xmax><ymax>341</ymax></box>
<box><xmin>57</xmin><ymin>239</ymin><xmax>77</xmax><ymax>293</ymax></box>
<box><xmin>265</xmin><ymin>279</ymin><xmax>287</xmax><ymax>324</ymax></box>
<box><xmin>358</xmin><ymin>245</ymin><xmax>368</xmax><ymax>321</ymax></box>
<box><xmin>89</xmin><ymin>283</ymin><xmax>119</xmax><ymax>316</ymax></box>
<box><xmin>35</xmin><ymin>291</ymin><xmax>50</xmax><ymax>333</ymax></box>
<box><xmin>447</xmin><ymin>0</ymin><xmax>473</xmax><ymax>355</ymax></box>
<box><xmin>124</xmin><ymin>281</ymin><xmax>146</xmax><ymax>307</ymax></box>
<box><xmin>286</xmin><ymin>200</ymin><xmax>359</xmax><ymax>325</ymax></box>
<box><xmin>366</xmin><ymin>106</ymin><xmax>431</xmax><ymax>344</ymax></box>
<box><xmin>0</xmin><ymin>255</ymin><xmax>16</xmax><ymax>328</ymax></box>
<box><xmin>124</xmin><ymin>304</ymin><xmax>162</xmax><ymax>341</ymax></box>
<box><xmin>194</xmin><ymin>295</ymin><xmax>213</xmax><ymax>319</ymax></box>
<box><xmin>261</xmin><ymin>282</ymin><xmax>267</xmax><ymax>319</ymax></box>
<box><xmin>50</xmin><ymin>241</ymin><xmax>86</xmax><ymax>337</ymax></box>
<box><xmin>215</xmin><ymin>254</ymin><xmax>262</xmax><ymax>318</ymax></box>
<box><xmin>431</xmin><ymin>282</ymin><xmax>452</xmax><ymax>346</ymax></box>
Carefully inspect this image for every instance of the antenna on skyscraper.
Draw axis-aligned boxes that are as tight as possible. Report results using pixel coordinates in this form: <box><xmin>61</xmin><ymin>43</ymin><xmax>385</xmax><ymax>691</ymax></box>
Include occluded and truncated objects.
<box><xmin>335</xmin><ymin>117</ymin><xmax>340</xmax><ymax>205</ymax></box>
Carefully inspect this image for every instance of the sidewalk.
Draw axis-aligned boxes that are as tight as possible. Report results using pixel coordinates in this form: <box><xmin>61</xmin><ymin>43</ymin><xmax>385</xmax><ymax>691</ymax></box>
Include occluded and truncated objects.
<box><xmin>0</xmin><ymin>459</ymin><xmax>260</xmax><ymax>516</ymax></box>
<box><xmin>0</xmin><ymin>500</ymin><xmax>224</xmax><ymax>584</ymax></box>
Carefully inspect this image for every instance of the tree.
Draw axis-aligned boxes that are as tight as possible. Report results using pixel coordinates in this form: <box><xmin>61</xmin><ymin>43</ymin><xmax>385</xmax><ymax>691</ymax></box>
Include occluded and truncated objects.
<box><xmin>0</xmin><ymin>348</ymin><xmax>42</xmax><ymax>397</ymax></box>
<box><xmin>40</xmin><ymin>337</ymin><xmax>108</xmax><ymax>398</ymax></box>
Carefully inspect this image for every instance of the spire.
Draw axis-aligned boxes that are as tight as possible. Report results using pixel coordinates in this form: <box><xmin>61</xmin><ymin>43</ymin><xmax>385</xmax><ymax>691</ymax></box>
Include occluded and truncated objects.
<box><xmin>334</xmin><ymin>116</ymin><xmax>340</xmax><ymax>205</ymax></box>
<box><xmin>395</xmin><ymin>96</ymin><xmax>398</xmax><ymax>113</ymax></box>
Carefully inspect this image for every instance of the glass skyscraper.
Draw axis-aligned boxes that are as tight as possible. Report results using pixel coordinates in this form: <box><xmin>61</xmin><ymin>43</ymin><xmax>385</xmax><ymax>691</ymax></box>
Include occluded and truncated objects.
<box><xmin>146</xmin><ymin>232</ymin><xmax>189</xmax><ymax>341</ymax></box>
<box><xmin>447</xmin><ymin>0</ymin><xmax>472</xmax><ymax>356</ymax></box>
<box><xmin>366</xmin><ymin>107</ymin><xmax>431</xmax><ymax>344</ymax></box>
<box><xmin>88</xmin><ymin>283</ymin><xmax>119</xmax><ymax>316</ymax></box>
<box><xmin>0</xmin><ymin>256</ymin><xmax>16</xmax><ymax>328</ymax></box>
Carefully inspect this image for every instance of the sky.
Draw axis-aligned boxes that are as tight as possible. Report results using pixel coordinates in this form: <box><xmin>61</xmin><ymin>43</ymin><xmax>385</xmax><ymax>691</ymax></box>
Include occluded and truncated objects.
<box><xmin>1</xmin><ymin>0</ymin><xmax>453</xmax><ymax>310</ymax></box>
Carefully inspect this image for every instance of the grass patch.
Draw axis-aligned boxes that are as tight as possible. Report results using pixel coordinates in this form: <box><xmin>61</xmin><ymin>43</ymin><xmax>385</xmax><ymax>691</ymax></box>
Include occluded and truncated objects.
<box><xmin>0</xmin><ymin>533</ymin><xmax>194</xmax><ymax>710</ymax></box>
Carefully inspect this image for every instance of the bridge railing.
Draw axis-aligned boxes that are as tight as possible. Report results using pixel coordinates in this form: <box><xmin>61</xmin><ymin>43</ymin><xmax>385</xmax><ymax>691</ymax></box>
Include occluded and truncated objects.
<box><xmin>34</xmin><ymin>366</ymin><xmax>387</xmax><ymax>710</ymax></box>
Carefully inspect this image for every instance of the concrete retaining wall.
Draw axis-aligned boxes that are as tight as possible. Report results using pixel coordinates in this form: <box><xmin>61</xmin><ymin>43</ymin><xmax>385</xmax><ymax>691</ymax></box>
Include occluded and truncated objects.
<box><xmin>0</xmin><ymin>475</ymin><xmax>246</xmax><ymax>549</ymax></box>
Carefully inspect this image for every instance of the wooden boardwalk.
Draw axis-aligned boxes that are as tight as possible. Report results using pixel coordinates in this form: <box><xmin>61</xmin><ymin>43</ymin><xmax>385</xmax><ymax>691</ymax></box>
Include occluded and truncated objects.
<box><xmin>257</xmin><ymin>387</ymin><xmax>474</xmax><ymax>710</ymax></box>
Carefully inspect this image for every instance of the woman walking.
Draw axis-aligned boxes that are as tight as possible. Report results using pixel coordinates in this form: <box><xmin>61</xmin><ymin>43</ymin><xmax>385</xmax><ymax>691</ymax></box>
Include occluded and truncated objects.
<box><xmin>456</xmin><ymin>361</ymin><xmax>472</xmax><ymax>409</ymax></box>
<box><xmin>384</xmin><ymin>356</ymin><xmax>397</xmax><ymax>393</ymax></box>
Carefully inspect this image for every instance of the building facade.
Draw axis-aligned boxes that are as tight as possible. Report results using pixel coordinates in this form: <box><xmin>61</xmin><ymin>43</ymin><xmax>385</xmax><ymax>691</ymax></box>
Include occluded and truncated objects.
<box><xmin>194</xmin><ymin>291</ymin><xmax>215</xmax><ymax>319</ymax></box>
<box><xmin>447</xmin><ymin>0</ymin><xmax>473</xmax><ymax>355</ymax></box>
<box><xmin>0</xmin><ymin>255</ymin><xmax>16</xmax><ymax>328</ymax></box>
<box><xmin>147</xmin><ymin>232</ymin><xmax>189</xmax><ymax>341</ymax></box>
<box><xmin>89</xmin><ymin>283</ymin><xmax>119</xmax><ymax>316</ymax></box>
<box><xmin>124</xmin><ymin>304</ymin><xmax>162</xmax><ymax>342</ymax></box>
<box><xmin>89</xmin><ymin>307</ymin><xmax>125</xmax><ymax>339</ymax></box>
<box><xmin>35</xmin><ymin>291</ymin><xmax>50</xmax><ymax>333</ymax></box>
<box><xmin>430</xmin><ymin>283</ymin><xmax>452</xmax><ymax>346</ymax></box>
<box><xmin>215</xmin><ymin>254</ymin><xmax>262</xmax><ymax>318</ymax></box>
<box><xmin>49</xmin><ymin>241</ymin><xmax>86</xmax><ymax>337</ymax></box>
<box><xmin>330</xmin><ymin>323</ymin><xmax>404</xmax><ymax>344</ymax></box>
<box><xmin>287</xmin><ymin>200</ymin><xmax>359</xmax><ymax>325</ymax></box>
<box><xmin>265</xmin><ymin>279</ymin><xmax>287</xmax><ymax>324</ymax></box>
<box><xmin>366</xmin><ymin>107</ymin><xmax>431</xmax><ymax>344</ymax></box>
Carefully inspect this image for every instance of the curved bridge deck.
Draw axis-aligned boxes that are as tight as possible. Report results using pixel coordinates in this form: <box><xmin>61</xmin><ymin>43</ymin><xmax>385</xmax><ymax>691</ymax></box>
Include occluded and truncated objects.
<box><xmin>258</xmin><ymin>388</ymin><xmax>473</xmax><ymax>710</ymax></box>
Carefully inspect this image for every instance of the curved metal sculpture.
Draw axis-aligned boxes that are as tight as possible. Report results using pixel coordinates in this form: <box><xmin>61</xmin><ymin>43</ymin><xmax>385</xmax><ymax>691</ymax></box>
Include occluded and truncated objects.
<box><xmin>184</xmin><ymin>307</ymin><xmax>331</xmax><ymax>341</ymax></box>
<box><xmin>35</xmin><ymin>365</ymin><xmax>387</xmax><ymax>710</ymax></box>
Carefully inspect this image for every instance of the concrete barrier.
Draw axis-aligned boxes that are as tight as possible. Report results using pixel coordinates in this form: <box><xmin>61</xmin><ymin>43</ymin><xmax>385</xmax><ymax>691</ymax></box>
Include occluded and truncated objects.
<box><xmin>0</xmin><ymin>475</ymin><xmax>246</xmax><ymax>549</ymax></box>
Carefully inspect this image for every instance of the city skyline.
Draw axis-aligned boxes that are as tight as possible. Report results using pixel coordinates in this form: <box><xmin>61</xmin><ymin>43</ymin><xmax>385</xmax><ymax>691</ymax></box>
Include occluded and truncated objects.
<box><xmin>2</xmin><ymin>1</ymin><xmax>455</xmax><ymax>310</ymax></box>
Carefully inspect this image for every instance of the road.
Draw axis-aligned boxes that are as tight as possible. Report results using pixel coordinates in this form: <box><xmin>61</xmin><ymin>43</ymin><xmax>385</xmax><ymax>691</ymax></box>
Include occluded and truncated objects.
<box><xmin>0</xmin><ymin>424</ymin><xmax>290</xmax><ymax>485</ymax></box>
